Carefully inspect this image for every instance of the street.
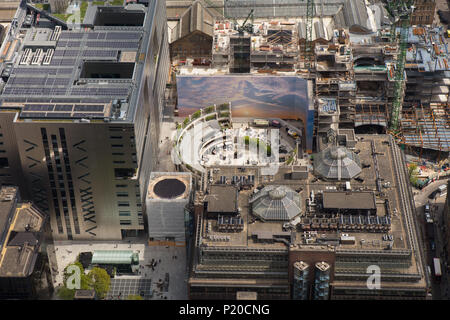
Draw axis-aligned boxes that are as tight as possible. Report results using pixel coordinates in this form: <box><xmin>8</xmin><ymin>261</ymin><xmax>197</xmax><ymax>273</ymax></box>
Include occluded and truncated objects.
<box><xmin>414</xmin><ymin>178</ymin><xmax>449</xmax><ymax>299</ymax></box>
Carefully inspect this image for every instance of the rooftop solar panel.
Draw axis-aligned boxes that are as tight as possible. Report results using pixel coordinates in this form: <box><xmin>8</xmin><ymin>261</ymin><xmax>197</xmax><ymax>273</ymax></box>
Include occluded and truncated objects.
<box><xmin>54</xmin><ymin>104</ymin><xmax>74</xmax><ymax>111</ymax></box>
<box><xmin>72</xmin><ymin>112</ymin><xmax>105</xmax><ymax>118</ymax></box>
<box><xmin>64</xmin><ymin>50</ymin><xmax>79</xmax><ymax>57</ymax></box>
<box><xmin>88</xmin><ymin>33</ymin><xmax>99</xmax><ymax>40</ymax></box>
<box><xmin>73</xmin><ymin>104</ymin><xmax>104</xmax><ymax>112</ymax></box>
<box><xmin>24</xmin><ymin>104</ymin><xmax>54</xmax><ymax>111</ymax></box>
<box><xmin>11</xmin><ymin>77</ymin><xmax>47</xmax><ymax>85</ymax></box>
<box><xmin>50</xmin><ymin>59</ymin><xmax>62</xmax><ymax>66</ymax></box>
<box><xmin>42</xmin><ymin>88</ymin><xmax>52</xmax><ymax>95</ymax></box>
<box><xmin>45</xmin><ymin>112</ymin><xmax>73</xmax><ymax>118</ymax></box>
<box><xmin>87</xmin><ymin>41</ymin><xmax>139</xmax><ymax>49</ymax></box>
<box><xmin>106</xmin><ymin>32</ymin><xmax>141</xmax><ymax>40</ymax></box>
<box><xmin>60</xmin><ymin>59</ymin><xmax>76</xmax><ymax>66</ymax></box>
<box><xmin>83</xmin><ymin>50</ymin><xmax>117</xmax><ymax>57</ymax></box>
<box><xmin>52</xmin><ymin>98</ymin><xmax>81</xmax><ymax>103</ymax></box>
<box><xmin>58</xmin><ymin>68</ymin><xmax>74</xmax><ymax>74</ymax></box>
<box><xmin>53</xmin><ymin>78</ymin><xmax>71</xmax><ymax>86</ymax></box>
<box><xmin>67</xmin><ymin>41</ymin><xmax>81</xmax><ymax>47</ymax></box>
<box><xmin>51</xmin><ymin>88</ymin><xmax>68</xmax><ymax>95</ymax></box>
<box><xmin>20</xmin><ymin>112</ymin><xmax>47</xmax><ymax>118</ymax></box>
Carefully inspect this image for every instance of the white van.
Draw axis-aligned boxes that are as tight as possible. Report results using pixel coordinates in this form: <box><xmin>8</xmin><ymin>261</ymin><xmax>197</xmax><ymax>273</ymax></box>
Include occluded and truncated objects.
<box><xmin>438</xmin><ymin>184</ymin><xmax>447</xmax><ymax>192</ymax></box>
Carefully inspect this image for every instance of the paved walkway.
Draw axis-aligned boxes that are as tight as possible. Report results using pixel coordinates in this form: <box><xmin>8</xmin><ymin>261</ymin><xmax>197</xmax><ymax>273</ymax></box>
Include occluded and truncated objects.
<box><xmin>51</xmin><ymin>241</ymin><xmax>187</xmax><ymax>300</ymax></box>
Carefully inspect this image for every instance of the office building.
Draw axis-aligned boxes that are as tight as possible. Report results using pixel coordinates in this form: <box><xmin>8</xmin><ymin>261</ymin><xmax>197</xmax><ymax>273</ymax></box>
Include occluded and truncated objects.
<box><xmin>0</xmin><ymin>0</ymin><xmax>170</xmax><ymax>240</ymax></box>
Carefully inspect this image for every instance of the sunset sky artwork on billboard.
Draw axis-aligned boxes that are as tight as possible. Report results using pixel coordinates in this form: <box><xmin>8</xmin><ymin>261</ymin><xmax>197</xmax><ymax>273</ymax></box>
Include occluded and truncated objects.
<box><xmin>176</xmin><ymin>75</ymin><xmax>313</xmax><ymax>151</ymax></box>
<box><xmin>176</xmin><ymin>75</ymin><xmax>309</xmax><ymax>120</ymax></box>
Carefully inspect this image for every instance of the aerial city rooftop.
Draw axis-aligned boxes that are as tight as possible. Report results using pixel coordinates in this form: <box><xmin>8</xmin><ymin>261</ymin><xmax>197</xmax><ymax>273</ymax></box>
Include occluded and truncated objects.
<box><xmin>0</xmin><ymin>0</ymin><xmax>448</xmax><ymax>302</ymax></box>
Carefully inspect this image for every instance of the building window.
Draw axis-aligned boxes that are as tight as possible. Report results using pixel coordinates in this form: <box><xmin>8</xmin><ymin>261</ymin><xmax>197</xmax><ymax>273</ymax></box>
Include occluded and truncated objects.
<box><xmin>0</xmin><ymin>157</ymin><xmax>8</xmax><ymax>168</ymax></box>
<box><xmin>118</xmin><ymin>201</ymin><xmax>130</xmax><ymax>207</ymax></box>
<box><xmin>120</xmin><ymin>220</ymin><xmax>132</xmax><ymax>225</ymax></box>
<box><xmin>117</xmin><ymin>192</ymin><xmax>129</xmax><ymax>197</ymax></box>
<box><xmin>114</xmin><ymin>168</ymin><xmax>135</xmax><ymax>179</ymax></box>
<box><xmin>119</xmin><ymin>211</ymin><xmax>131</xmax><ymax>216</ymax></box>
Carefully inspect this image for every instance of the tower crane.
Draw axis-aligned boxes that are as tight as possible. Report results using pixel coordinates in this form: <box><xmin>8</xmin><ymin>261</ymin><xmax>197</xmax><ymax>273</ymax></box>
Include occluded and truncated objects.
<box><xmin>387</xmin><ymin>0</ymin><xmax>415</xmax><ymax>134</ymax></box>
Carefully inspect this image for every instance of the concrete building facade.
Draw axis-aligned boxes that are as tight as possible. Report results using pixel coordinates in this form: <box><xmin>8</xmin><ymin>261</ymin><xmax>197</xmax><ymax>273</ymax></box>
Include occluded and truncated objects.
<box><xmin>411</xmin><ymin>0</ymin><xmax>436</xmax><ymax>25</ymax></box>
<box><xmin>0</xmin><ymin>0</ymin><xmax>170</xmax><ymax>240</ymax></box>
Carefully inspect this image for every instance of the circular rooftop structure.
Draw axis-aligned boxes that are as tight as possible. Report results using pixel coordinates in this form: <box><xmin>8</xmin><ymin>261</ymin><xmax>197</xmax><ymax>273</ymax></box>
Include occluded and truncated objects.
<box><xmin>152</xmin><ymin>178</ymin><xmax>187</xmax><ymax>199</ymax></box>
<box><xmin>314</xmin><ymin>146</ymin><xmax>361</xmax><ymax>180</ymax></box>
<box><xmin>249</xmin><ymin>185</ymin><xmax>301</xmax><ymax>221</ymax></box>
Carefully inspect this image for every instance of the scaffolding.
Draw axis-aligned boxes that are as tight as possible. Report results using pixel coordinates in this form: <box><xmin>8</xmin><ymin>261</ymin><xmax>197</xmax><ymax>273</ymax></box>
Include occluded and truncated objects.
<box><xmin>399</xmin><ymin>104</ymin><xmax>450</xmax><ymax>160</ymax></box>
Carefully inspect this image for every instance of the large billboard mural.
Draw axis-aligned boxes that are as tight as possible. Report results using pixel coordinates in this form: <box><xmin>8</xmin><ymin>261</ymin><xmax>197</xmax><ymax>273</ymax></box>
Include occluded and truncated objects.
<box><xmin>176</xmin><ymin>75</ymin><xmax>313</xmax><ymax>151</ymax></box>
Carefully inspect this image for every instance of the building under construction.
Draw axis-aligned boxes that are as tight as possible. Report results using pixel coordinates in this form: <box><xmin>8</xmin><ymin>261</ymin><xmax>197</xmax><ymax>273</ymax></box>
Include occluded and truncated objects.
<box><xmin>188</xmin><ymin>134</ymin><xmax>429</xmax><ymax>299</ymax></box>
<box><xmin>168</xmin><ymin>0</ymin><xmax>450</xmax><ymax>161</ymax></box>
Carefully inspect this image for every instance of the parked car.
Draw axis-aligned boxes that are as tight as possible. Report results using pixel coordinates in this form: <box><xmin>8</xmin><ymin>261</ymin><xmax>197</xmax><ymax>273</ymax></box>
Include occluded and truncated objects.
<box><xmin>429</xmin><ymin>190</ymin><xmax>439</xmax><ymax>200</ymax></box>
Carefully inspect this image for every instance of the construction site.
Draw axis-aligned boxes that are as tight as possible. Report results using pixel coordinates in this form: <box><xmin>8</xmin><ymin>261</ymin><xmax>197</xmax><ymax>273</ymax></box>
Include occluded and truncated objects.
<box><xmin>166</xmin><ymin>0</ymin><xmax>450</xmax><ymax>180</ymax></box>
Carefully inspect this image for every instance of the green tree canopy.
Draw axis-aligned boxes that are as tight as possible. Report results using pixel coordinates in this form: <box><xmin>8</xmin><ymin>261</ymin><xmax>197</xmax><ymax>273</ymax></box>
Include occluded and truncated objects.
<box><xmin>126</xmin><ymin>294</ymin><xmax>143</xmax><ymax>300</ymax></box>
<box><xmin>57</xmin><ymin>286</ymin><xmax>75</xmax><ymax>300</ymax></box>
<box><xmin>88</xmin><ymin>267</ymin><xmax>111</xmax><ymax>299</ymax></box>
<box><xmin>408</xmin><ymin>163</ymin><xmax>419</xmax><ymax>186</ymax></box>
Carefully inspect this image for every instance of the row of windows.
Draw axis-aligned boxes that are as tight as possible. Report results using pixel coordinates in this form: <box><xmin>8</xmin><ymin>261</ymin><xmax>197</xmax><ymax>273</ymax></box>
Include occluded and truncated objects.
<box><xmin>42</xmin><ymin>128</ymin><xmax>63</xmax><ymax>234</ymax></box>
<box><xmin>60</xmin><ymin>128</ymin><xmax>81</xmax><ymax>235</ymax></box>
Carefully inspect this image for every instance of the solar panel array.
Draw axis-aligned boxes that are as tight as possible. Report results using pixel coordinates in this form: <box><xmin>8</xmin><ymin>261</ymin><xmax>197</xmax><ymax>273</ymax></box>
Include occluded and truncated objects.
<box><xmin>59</xmin><ymin>32</ymin><xmax>84</xmax><ymax>40</ymax></box>
<box><xmin>23</xmin><ymin>104</ymin><xmax>55</xmax><ymax>111</ymax></box>
<box><xmin>8</xmin><ymin>77</ymin><xmax>47</xmax><ymax>85</ymax></box>
<box><xmin>19</xmin><ymin>103</ymin><xmax>108</xmax><ymax>119</ymax></box>
<box><xmin>82</xmin><ymin>50</ymin><xmax>117</xmax><ymax>57</ymax></box>
<box><xmin>66</xmin><ymin>41</ymin><xmax>82</xmax><ymax>48</ymax></box>
<box><xmin>50</xmin><ymin>58</ymin><xmax>77</xmax><ymax>66</ymax></box>
<box><xmin>70</xmin><ymin>87</ymin><xmax>129</xmax><ymax>96</ymax></box>
<box><xmin>13</xmin><ymin>67</ymin><xmax>59</xmax><ymax>75</ymax></box>
<box><xmin>2</xmin><ymin>29</ymin><xmax>140</xmax><ymax>106</ymax></box>
<box><xmin>107</xmin><ymin>279</ymin><xmax>152</xmax><ymax>300</ymax></box>
<box><xmin>59</xmin><ymin>31</ymin><xmax>141</xmax><ymax>43</ymax></box>
<box><xmin>63</xmin><ymin>50</ymin><xmax>80</xmax><ymax>57</ymax></box>
<box><xmin>20</xmin><ymin>111</ymin><xmax>106</xmax><ymax>119</ymax></box>
<box><xmin>86</xmin><ymin>41</ymin><xmax>140</xmax><ymax>49</ymax></box>
<box><xmin>106</xmin><ymin>32</ymin><xmax>141</xmax><ymax>40</ymax></box>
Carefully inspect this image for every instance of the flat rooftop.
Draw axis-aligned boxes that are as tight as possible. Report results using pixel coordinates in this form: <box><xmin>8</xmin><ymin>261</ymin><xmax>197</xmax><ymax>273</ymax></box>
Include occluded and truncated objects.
<box><xmin>198</xmin><ymin>135</ymin><xmax>420</xmax><ymax>257</ymax></box>
<box><xmin>0</xmin><ymin>2</ymin><xmax>154</xmax><ymax>123</ymax></box>
<box><xmin>0</xmin><ymin>202</ymin><xmax>45</xmax><ymax>277</ymax></box>
<box><xmin>0</xmin><ymin>187</ymin><xmax>18</xmax><ymax>247</ymax></box>
<box><xmin>322</xmin><ymin>191</ymin><xmax>376</xmax><ymax>210</ymax></box>
<box><xmin>205</xmin><ymin>184</ymin><xmax>238</xmax><ymax>213</ymax></box>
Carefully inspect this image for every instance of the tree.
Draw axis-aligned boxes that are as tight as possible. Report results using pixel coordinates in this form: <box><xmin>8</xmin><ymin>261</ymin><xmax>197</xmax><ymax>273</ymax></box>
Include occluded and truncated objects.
<box><xmin>126</xmin><ymin>294</ymin><xmax>143</xmax><ymax>300</ymax></box>
<box><xmin>88</xmin><ymin>267</ymin><xmax>111</xmax><ymax>299</ymax></box>
<box><xmin>57</xmin><ymin>286</ymin><xmax>75</xmax><ymax>300</ymax></box>
<box><xmin>408</xmin><ymin>163</ymin><xmax>418</xmax><ymax>176</ymax></box>
<box><xmin>408</xmin><ymin>163</ymin><xmax>419</xmax><ymax>186</ymax></box>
